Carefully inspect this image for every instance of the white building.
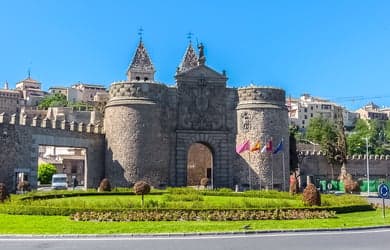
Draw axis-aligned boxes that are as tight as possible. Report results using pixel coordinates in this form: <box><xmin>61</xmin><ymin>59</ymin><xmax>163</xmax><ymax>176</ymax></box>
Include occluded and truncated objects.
<box><xmin>288</xmin><ymin>94</ymin><xmax>356</xmax><ymax>131</ymax></box>
<box><xmin>15</xmin><ymin>76</ymin><xmax>46</xmax><ymax>106</ymax></box>
<box><xmin>49</xmin><ymin>83</ymin><xmax>108</xmax><ymax>103</ymax></box>
<box><xmin>72</xmin><ymin>83</ymin><xmax>107</xmax><ymax>103</ymax></box>
<box><xmin>355</xmin><ymin>102</ymin><xmax>388</xmax><ymax>121</ymax></box>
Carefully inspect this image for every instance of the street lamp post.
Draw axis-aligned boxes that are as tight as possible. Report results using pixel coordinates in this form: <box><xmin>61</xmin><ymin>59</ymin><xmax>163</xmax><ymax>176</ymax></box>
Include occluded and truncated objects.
<box><xmin>365</xmin><ymin>137</ymin><xmax>370</xmax><ymax>197</ymax></box>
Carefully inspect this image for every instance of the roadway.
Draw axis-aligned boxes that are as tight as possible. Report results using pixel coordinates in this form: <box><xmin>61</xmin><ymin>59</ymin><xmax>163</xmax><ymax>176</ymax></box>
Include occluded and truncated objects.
<box><xmin>1</xmin><ymin>228</ymin><xmax>390</xmax><ymax>250</ymax></box>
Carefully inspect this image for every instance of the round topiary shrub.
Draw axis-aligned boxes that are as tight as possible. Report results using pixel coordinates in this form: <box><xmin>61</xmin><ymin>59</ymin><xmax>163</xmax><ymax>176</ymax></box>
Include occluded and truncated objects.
<box><xmin>344</xmin><ymin>174</ymin><xmax>359</xmax><ymax>193</ymax></box>
<box><xmin>0</xmin><ymin>183</ymin><xmax>10</xmax><ymax>202</ymax></box>
<box><xmin>200</xmin><ymin>178</ymin><xmax>210</xmax><ymax>188</ymax></box>
<box><xmin>302</xmin><ymin>183</ymin><xmax>321</xmax><ymax>206</ymax></box>
<box><xmin>133</xmin><ymin>181</ymin><xmax>151</xmax><ymax>206</ymax></box>
<box><xmin>98</xmin><ymin>178</ymin><xmax>111</xmax><ymax>192</ymax></box>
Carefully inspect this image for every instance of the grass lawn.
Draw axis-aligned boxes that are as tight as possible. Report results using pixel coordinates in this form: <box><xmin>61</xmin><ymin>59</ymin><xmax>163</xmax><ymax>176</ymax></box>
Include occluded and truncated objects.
<box><xmin>18</xmin><ymin>194</ymin><xmax>304</xmax><ymax>209</ymax></box>
<box><xmin>17</xmin><ymin>192</ymin><xmax>365</xmax><ymax>209</ymax></box>
<box><xmin>0</xmin><ymin>189</ymin><xmax>378</xmax><ymax>234</ymax></box>
<box><xmin>0</xmin><ymin>209</ymin><xmax>389</xmax><ymax>234</ymax></box>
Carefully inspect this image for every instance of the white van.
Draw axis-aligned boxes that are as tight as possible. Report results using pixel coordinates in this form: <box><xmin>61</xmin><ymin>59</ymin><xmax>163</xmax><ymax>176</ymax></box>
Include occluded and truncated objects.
<box><xmin>51</xmin><ymin>174</ymin><xmax>68</xmax><ymax>190</ymax></box>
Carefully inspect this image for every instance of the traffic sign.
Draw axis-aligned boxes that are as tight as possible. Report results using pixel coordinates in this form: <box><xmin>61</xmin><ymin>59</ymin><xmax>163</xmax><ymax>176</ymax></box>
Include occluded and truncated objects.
<box><xmin>378</xmin><ymin>183</ymin><xmax>389</xmax><ymax>198</ymax></box>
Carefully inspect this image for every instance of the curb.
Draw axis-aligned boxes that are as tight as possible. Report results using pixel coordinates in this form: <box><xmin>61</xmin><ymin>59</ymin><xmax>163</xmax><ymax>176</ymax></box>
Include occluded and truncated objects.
<box><xmin>1</xmin><ymin>225</ymin><xmax>390</xmax><ymax>239</ymax></box>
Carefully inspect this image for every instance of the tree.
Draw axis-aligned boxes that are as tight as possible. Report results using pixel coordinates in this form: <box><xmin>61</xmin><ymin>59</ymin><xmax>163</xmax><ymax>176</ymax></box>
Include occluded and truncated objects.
<box><xmin>347</xmin><ymin>119</ymin><xmax>390</xmax><ymax>155</ymax></box>
<box><xmin>306</xmin><ymin>117</ymin><xmax>346</xmax><ymax>179</ymax></box>
<box><xmin>38</xmin><ymin>163</ymin><xmax>57</xmax><ymax>184</ymax></box>
<box><xmin>289</xmin><ymin>125</ymin><xmax>299</xmax><ymax>171</ymax></box>
<box><xmin>38</xmin><ymin>93</ymin><xmax>68</xmax><ymax>109</ymax></box>
<box><xmin>133</xmin><ymin>181</ymin><xmax>151</xmax><ymax>207</ymax></box>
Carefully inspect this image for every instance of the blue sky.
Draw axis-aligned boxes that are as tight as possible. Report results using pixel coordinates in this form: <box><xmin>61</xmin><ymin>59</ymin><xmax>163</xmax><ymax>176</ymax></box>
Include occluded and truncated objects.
<box><xmin>0</xmin><ymin>0</ymin><xmax>389</xmax><ymax>110</ymax></box>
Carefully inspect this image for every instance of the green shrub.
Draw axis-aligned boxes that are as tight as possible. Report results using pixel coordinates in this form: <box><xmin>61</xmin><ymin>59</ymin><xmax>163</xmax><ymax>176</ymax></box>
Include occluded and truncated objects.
<box><xmin>70</xmin><ymin>209</ymin><xmax>337</xmax><ymax>222</ymax></box>
<box><xmin>134</xmin><ymin>181</ymin><xmax>151</xmax><ymax>207</ymax></box>
<box><xmin>302</xmin><ymin>183</ymin><xmax>321</xmax><ymax>206</ymax></box>
<box><xmin>98</xmin><ymin>178</ymin><xmax>111</xmax><ymax>192</ymax></box>
<box><xmin>38</xmin><ymin>163</ymin><xmax>57</xmax><ymax>184</ymax></box>
<box><xmin>163</xmin><ymin>193</ymin><xmax>204</xmax><ymax>202</ymax></box>
<box><xmin>166</xmin><ymin>187</ymin><xmax>198</xmax><ymax>195</ymax></box>
<box><xmin>0</xmin><ymin>183</ymin><xmax>10</xmax><ymax>203</ymax></box>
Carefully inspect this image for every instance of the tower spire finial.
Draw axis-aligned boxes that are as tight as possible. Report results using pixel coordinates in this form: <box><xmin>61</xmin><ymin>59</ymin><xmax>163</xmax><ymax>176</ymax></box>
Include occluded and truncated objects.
<box><xmin>186</xmin><ymin>32</ymin><xmax>194</xmax><ymax>44</ymax></box>
<box><xmin>198</xmin><ymin>42</ymin><xmax>206</xmax><ymax>65</ymax></box>
<box><xmin>138</xmin><ymin>27</ymin><xmax>144</xmax><ymax>42</ymax></box>
<box><xmin>126</xmin><ymin>35</ymin><xmax>155</xmax><ymax>81</ymax></box>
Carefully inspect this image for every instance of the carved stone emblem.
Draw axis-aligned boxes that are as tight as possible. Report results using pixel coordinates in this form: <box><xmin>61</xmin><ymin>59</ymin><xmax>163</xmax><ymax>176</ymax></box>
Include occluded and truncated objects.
<box><xmin>241</xmin><ymin>112</ymin><xmax>251</xmax><ymax>131</ymax></box>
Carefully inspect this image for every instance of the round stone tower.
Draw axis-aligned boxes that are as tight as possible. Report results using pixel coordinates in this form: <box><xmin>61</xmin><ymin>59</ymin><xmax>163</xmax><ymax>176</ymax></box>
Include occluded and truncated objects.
<box><xmin>236</xmin><ymin>87</ymin><xmax>289</xmax><ymax>190</ymax></box>
<box><xmin>104</xmin><ymin>41</ymin><xmax>170</xmax><ymax>188</ymax></box>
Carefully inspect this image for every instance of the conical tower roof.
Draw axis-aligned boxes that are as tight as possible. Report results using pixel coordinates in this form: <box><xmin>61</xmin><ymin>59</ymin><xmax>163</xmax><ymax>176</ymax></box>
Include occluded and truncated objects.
<box><xmin>178</xmin><ymin>43</ymin><xmax>199</xmax><ymax>73</ymax></box>
<box><xmin>127</xmin><ymin>40</ymin><xmax>155</xmax><ymax>81</ymax></box>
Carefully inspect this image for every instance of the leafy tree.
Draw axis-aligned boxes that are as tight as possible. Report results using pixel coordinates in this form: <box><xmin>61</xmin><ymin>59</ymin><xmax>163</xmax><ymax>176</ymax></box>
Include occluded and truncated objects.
<box><xmin>385</xmin><ymin>120</ymin><xmax>390</xmax><ymax>142</ymax></box>
<box><xmin>347</xmin><ymin>119</ymin><xmax>390</xmax><ymax>155</ymax></box>
<box><xmin>306</xmin><ymin>117</ymin><xmax>346</xmax><ymax>179</ymax></box>
<box><xmin>38</xmin><ymin>163</ymin><xmax>57</xmax><ymax>184</ymax></box>
<box><xmin>289</xmin><ymin>125</ymin><xmax>299</xmax><ymax>171</ymax></box>
<box><xmin>38</xmin><ymin>93</ymin><xmax>68</xmax><ymax>109</ymax></box>
<box><xmin>347</xmin><ymin>119</ymin><xmax>369</xmax><ymax>155</ymax></box>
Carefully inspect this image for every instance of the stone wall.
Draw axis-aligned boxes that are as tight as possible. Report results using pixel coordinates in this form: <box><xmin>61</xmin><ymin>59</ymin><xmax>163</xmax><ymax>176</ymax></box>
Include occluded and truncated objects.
<box><xmin>0</xmin><ymin>113</ymin><xmax>105</xmax><ymax>191</ymax></box>
<box><xmin>299</xmin><ymin>151</ymin><xmax>390</xmax><ymax>185</ymax></box>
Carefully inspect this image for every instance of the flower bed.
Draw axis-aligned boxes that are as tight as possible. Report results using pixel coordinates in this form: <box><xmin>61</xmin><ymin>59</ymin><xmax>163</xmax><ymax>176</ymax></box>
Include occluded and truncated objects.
<box><xmin>71</xmin><ymin>209</ymin><xmax>336</xmax><ymax>222</ymax></box>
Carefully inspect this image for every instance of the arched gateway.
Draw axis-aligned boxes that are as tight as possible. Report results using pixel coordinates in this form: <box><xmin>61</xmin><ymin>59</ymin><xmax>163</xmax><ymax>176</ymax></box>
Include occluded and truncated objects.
<box><xmin>187</xmin><ymin>143</ymin><xmax>213</xmax><ymax>187</ymax></box>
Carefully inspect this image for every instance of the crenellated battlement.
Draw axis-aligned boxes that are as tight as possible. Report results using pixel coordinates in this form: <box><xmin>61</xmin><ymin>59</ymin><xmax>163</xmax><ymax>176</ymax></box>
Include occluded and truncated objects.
<box><xmin>108</xmin><ymin>81</ymin><xmax>167</xmax><ymax>102</ymax></box>
<box><xmin>0</xmin><ymin>112</ymin><xmax>104</xmax><ymax>134</ymax></box>
<box><xmin>237</xmin><ymin>86</ymin><xmax>286</xmax><ymax>109</ymax></box>
<box><xmin>299</xmin><ymin>150</ymin><xmax>390</xmax><ymax>160</ymax></box>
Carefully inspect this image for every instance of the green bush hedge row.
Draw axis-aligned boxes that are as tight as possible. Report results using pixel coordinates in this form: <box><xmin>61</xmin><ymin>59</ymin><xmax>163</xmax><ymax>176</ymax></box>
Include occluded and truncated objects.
<box><xmin>168</xmin><ymin>188</ymin><xmax>299</xmax><ymax>200</ymax></box>
<box><xmin>71</xmin><ymin>209</ymin><xmax>336</xmax><ymax>222</ymax></box>
<box><xmin>18</xmin><ymin>191</ymin><xmax>165</xmax><ymax>201</ymax></box>
<box><xmin>0</xmin><ymin>203</ymin><xmax>373</xmax><ymax>217</ymax></box>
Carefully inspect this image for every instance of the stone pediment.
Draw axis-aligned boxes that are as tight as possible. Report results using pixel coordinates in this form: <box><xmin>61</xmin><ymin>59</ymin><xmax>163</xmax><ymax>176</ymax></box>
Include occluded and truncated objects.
<box><xmin>176</xmin><ymin>65</ymin><xmax>227</xmax><ymax>81</ymax></box>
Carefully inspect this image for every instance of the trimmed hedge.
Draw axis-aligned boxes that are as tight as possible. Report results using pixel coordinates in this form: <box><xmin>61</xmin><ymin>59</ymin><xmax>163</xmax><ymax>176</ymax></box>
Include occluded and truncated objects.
<box><xmin>2</xmin><ymin>189</ymin><xmax>372</xmax><ymax>218</ymax></box>
<box><xmin>0</xmin><ymin>203</ymin><xmax>373</xmax><ymax>217</ymax></box>
<box><xmin>71</xmin><ymin>209</ymin><xmax>336</xmax><ymax>222</ymax></box>
<box><xmin>18</xmin><ymin>191</ymin><xmax>165</xmax><ymax>201</ymax></box>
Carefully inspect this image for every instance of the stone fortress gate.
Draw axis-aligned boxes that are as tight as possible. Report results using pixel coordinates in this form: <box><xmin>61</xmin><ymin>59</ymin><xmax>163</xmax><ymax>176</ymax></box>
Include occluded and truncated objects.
<box><xmin>104</xmin><ymin>40</ymin><xmax>289</xmax><ymax>190</ymax></box>
<box><xmin>0</xmin><ymin>39</ymin><xmax>289</xmax><ymax>191</ymax></box>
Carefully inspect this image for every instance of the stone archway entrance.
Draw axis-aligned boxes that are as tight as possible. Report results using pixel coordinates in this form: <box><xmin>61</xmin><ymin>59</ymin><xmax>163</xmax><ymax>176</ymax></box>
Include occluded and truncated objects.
<box><xmin>187</xmin><ymin>143</ymin><xmax>213</xmax><ymax>187</ymax></box>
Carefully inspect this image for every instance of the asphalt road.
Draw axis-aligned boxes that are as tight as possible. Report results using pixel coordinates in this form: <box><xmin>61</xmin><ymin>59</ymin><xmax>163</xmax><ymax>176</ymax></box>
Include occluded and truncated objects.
<box><xmin>1</xmin><ymin>228</ymin><xmax>390</xmax><ymax>250</ymax></box>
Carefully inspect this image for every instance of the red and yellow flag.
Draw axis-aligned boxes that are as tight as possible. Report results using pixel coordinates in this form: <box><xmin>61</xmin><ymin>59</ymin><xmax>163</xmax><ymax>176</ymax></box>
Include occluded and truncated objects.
<box><xmin>250</xmin><ymin>141</ymin><xmax>261</xmax><ymax>152</ymax></box>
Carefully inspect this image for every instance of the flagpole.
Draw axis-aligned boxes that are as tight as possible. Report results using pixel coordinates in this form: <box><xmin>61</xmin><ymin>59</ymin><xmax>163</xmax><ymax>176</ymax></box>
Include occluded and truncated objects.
<box><xmin>282</xmin><ymin>152</ymin><xmax>286</xmax><ymax>191</ymax></box>
<box><xmin>258</xmin><ymin>156</ymin><xmax>261</xmax><ymax>190</ymax></box>
<box><xmin>271</xmin><ymin>154</ymin><xmax>274</xmax><ymax>189</ymax></box>
<box><xmin>248</xmin><ymin>151</ymin><xmax>251</xmax><ymax>190</ymax></box>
